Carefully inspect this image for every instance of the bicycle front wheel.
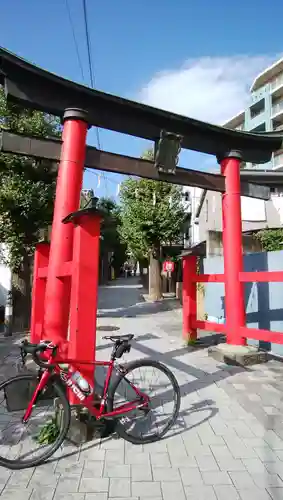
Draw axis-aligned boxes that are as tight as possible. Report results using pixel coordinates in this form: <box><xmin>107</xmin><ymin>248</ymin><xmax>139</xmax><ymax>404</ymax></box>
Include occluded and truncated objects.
<box><xmin>107</xmin><ymin>359</ymin><xmax>180</xmax><ymax>444</ymax></box>
<box><xmin>0</xmin><ymin>374</ymin><xmax>71</xmax><ymax>469</ymax></box>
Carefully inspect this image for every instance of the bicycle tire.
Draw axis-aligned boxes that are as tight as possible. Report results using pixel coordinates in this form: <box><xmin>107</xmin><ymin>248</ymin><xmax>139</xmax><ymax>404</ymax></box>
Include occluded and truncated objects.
<box><xmin>0</xmin><ymin>374</ymin><xmax>71</xmax><ymax>470</ymax></box>
<box><xmin>107</xmin><ymin>359</ymin><xmax>180</xmax><ymax>444</ymax></box>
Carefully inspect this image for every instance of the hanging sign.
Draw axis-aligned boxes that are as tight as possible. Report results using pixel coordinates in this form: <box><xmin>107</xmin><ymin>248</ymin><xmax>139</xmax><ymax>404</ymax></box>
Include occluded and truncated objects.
<box><xmin>163</xmin><ymin>260</ymin><xmax>175</xmax><ymax>273</ymax></box>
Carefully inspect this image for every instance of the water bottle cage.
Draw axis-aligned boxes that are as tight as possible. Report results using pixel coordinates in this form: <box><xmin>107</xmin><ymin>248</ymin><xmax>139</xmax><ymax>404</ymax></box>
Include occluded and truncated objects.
<box><xmin>114</xmin><ymin>342</ymin><xmax>131</xmax><ymax>359</ymax></box>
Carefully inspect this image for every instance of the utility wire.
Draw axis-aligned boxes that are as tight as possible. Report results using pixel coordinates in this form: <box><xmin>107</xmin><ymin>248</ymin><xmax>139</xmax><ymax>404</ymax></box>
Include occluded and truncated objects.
<box><xmin>86</xmin><ymin>168</ymin><xmax>121</xmax><ymax>186</ymax></box>
<box><xmin>82</xmin><ymin>0</ymin><xmax>96</xmax><ymax>89</ymax></box>
<box><xmin>66</xmin><ymin>0</ymin><xmax>109</xmax><ymax>194</ymax></box>
<box><xmin>65</xmin><ymin>0</ymin><xmax>85</xmax><ymax>82</ymax></box>
<box><xmin>82</xmin><ymin>0</ymin><xmax>101</xmax><ymax>151</ymax></box>
<box><xmin>86</xmin><ymin>169</ymin><xmax>119</xmax><ymax>199</ymax></box>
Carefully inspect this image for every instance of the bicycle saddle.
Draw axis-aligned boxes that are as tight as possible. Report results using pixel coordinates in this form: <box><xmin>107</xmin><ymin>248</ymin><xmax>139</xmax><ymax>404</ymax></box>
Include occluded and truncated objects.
<box><xmin>103</xmin><ymin>334</ymin><xmax>134</xmax><ymax>342</ymax></box>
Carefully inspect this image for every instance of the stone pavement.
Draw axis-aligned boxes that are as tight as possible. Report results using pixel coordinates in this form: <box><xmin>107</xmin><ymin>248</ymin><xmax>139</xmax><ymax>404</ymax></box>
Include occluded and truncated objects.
<box><xmin>1</xmin><ymin>278</ymin><xmax>283</xmax><ymax>499</ymax></box>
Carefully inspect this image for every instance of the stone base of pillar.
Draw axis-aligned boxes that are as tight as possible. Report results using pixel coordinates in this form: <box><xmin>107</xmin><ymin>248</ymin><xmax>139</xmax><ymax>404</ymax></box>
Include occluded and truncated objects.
<box><xmin>208</xmin><ymin>343</ymin><xmax>268</xmax><ymax>366</ymax></box>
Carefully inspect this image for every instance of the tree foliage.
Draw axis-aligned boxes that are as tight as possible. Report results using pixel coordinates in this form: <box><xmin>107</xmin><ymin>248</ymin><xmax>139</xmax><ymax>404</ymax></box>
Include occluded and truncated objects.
<box><xmin>119</xmin><ymin>177</ymin><xmax>185</xmax><ymax>257</ymax></box>
<box><xmin>96</xmin><ymin>197</ymin><xmax>126</xmax><ymax>274</ymax></box>
<box><xmin>119</xmin><ymin>150</ymin><xmax>186</xmax><ymax>298</ymax></box>
<box><xmin>254</xmin><ymin>228</ymin><xmax>283</xmax><ymax>252</ymax></box>
<box><xmin>0</xmin><ymin>87</ymin><xmax>60</xmax><ymax>329</ymax></box>
<box><xmin>0</xmin><ymin>86</ymin><xmax>60</xmax><ymax>270</ymax></box>
<box><xmin>97</xmin><ymin>197</ymin><xmax>120</xmax><ymax>249</ymax></box>
<box><xmin>119</xmin><ymin>149</ymin><xmax>186</xmax><ymax>258</ymax></box>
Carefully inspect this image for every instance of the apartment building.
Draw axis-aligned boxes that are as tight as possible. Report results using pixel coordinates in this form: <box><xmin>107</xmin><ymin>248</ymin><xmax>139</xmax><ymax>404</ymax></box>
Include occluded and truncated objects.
<box><xmin>225</xmin><ymin>57</ymin><xmax>283</xmax><ymax>170</ymax></box>
<box><xmin>182</xmin><ymin>57</ymin><xmax>283</xmax><ymax>249</ymax></box>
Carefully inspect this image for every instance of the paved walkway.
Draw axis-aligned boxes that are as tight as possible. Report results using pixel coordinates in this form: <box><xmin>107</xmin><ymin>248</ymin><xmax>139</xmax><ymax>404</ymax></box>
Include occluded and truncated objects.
<box><xmin>0</xmin><ymin>278</ymin><xmax>283</xmax><ymax>499</ymax></box>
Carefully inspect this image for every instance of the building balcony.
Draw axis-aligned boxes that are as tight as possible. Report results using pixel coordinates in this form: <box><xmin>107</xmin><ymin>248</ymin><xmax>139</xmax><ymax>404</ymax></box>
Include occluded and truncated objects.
<box><xmin>248</xmin><ymin>111</ymin><xmax>265</xmax><ymax>130</ymax></box>
<box><xmin>271</xmin><ymin>74</ymin><xmax>283</xmax><ymax>98</ymax></box>
<box><xmin>272</xmin><ymin>100</ymin><xmax>283</xmax><ymax>122</ymax></box>
<box><xmin>249</xmin><ymin>122</ymin><xmax>266</xmax><ymax>133</ymax></box>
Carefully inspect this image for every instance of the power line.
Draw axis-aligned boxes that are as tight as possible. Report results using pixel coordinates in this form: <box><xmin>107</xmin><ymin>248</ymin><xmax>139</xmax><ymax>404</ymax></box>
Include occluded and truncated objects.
<box><xmin>82</xmin><ymin>0</ymin><xmax>101</xmax><ymax>150</ymax></box>
<box><xmin>66</xmin><ymin>0</ymin><xmax>111</xmax><ymax>193</ymax></box>
<box><xmin>86</xmin><ymin>168</ymin><xmax>121</xmax><ymax>186</ymax></box>
<box><xmin>82</xmin><ymin>0</ymin><xmax>96</xmax><ymax>89</ymax></box>
<box><xmin>86</xmin><ymin>169</ymin><xmax>120</xmax><ymax>198</ymax></box>
<box><xmin>65</xmin><ymin>0</ymin><xmax>85</xmax><ymax>82</ymax></box>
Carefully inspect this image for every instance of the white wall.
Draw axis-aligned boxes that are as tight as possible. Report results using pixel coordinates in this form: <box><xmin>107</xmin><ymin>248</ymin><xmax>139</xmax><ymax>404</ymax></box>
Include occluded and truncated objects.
<box><xmin>183</xmin><ymin>186</ymin><xmax>203</xmax><ymax>247</ymax></box>
<box><xmin>0</xmin><ymin>244</ymin><xmax>11</xmax><ymax>307</ymax></box>
<box><xmin>241</xmin><ymin>191</ymin><xmax>283</xmax><ymax>224</ymax></box>
<box><xmin>241</xmin><ymin>197</ymin><xmax>267</xmax><ymax>222</ymax></box>
<box><xmin>270</xmin><ymin>191</ymin><xmax>283</xmax><ymax>224</ymax></box>
<box><xmin>197</xmin><ymin>188</ymin><xmax>283</xmax><ymax>243</ymax></box>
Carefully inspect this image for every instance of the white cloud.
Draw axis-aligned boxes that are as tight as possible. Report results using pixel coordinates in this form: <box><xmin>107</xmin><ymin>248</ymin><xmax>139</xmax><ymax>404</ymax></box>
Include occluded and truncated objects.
<box><xmin>137</xmin><ymin>55</ymin><xmax>277</xmax><ymax>125</ymax></box>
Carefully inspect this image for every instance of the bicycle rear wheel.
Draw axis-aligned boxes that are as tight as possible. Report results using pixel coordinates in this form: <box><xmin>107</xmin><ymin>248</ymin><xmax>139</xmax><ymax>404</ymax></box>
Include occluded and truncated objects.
<box><xmin>0</xmin><ymin>374</ymin><xmax>71</xmax><ymax>469</ymax></box>
<box><xmin>107</xmin><ymin>359</ymin><xmax>180</xmax><ymax>444</ymax></box>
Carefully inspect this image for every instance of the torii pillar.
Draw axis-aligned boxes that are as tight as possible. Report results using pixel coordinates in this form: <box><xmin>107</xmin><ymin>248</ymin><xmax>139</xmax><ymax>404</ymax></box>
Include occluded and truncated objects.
<box><xmin>43</xmin><ymin>109</ymin><xmax>89</xmax><ymax>351</ymax></box>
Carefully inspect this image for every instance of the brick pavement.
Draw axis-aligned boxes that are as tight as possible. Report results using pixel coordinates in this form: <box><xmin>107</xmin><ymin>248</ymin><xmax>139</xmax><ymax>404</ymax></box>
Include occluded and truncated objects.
<box><xmin>0</xmin><ymin>278</ymin><xmax>283</xmax><ymax>499</ymax></box>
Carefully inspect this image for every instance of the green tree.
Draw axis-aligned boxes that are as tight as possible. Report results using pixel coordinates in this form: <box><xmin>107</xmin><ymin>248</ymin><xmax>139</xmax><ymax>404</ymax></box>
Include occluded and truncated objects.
<box><xmin>254</xmin><ymin>228</ymin><xmax>283</xmax><ymax>252</ymax></box>
<box><xmin>97</xmin><ymin>197</ymin><xmax>126</xmax><ymax>277</ymax></box>
<box><xmin>119</xmin><ymin>150</ymin><xmax>186</xmax><ymax>300</ymax></box>
<box><xmin>0</xmin><ymin>86</ymin><xmax>60</xmax><ymax>328</ymax></box>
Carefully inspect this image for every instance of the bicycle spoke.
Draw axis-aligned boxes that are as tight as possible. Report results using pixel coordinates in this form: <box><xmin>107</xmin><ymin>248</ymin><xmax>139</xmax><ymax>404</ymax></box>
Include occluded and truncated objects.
<box><xmin>112</xmin><ymin>361</ymin><xmax>179</xmax><ymax>442</ymax></box>
<box><xmin>0</xmin><ymin>376</ymin><xmax>69</xmax><ymax>467</ymax></box>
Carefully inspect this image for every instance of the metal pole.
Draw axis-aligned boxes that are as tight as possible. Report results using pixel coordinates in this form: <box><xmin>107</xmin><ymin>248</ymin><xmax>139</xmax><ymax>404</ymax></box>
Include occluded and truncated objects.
<box><xmin>44</xmin><ymin>109</ymin><xmax>88</xmax><ymax>346</ymax></box>
<box><xmin>220</xmin><ymin>152</ymin><xmax>246</xmax><ymax>345</ymax></box>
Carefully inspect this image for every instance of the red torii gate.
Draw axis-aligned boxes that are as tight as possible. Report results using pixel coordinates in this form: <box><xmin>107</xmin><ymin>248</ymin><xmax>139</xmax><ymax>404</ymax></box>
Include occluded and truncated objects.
<box><xmin>0</xmin><ymin>46</ymin><xmax>282</xmax><ymax>370</ymax></box>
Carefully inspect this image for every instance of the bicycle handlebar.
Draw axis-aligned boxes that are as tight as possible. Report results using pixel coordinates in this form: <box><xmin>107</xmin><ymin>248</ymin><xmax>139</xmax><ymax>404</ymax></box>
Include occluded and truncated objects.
<box><xmin>21</xmin><ymin>340</ymin><xmax>57</xmax><ymax>369</ymax></box>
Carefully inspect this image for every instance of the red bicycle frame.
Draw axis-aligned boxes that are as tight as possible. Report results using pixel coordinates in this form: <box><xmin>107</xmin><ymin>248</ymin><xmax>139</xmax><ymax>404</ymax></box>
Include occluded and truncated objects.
<box><xmin>22</xmin><ymin>349</ymin><xmax>149</xmax><ymax>423</ymax></box>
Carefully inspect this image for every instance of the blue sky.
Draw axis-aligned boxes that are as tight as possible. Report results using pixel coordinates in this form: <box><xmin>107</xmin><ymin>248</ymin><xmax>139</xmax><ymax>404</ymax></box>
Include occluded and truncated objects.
<box><xmin>2</xmin><ymin>0</ymin><xmax>283</xmax><ymax>199</ymax></box>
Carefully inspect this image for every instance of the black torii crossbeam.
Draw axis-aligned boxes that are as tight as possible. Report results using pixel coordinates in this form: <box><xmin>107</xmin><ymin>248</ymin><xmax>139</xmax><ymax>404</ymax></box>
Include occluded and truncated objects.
<box><xmin>0</xmin><ymin>47</ymin><xmax>282</xmax><ymax>164</ymax></box>
<box><xmin>0</xmin><ymin>46</ymin><xmax>281</xmax><ymax>200</ymax></box>
<box><xmin>0</xmin><ymin>130</ymin><xmax>271</xmax><ymax>201</ymax></box>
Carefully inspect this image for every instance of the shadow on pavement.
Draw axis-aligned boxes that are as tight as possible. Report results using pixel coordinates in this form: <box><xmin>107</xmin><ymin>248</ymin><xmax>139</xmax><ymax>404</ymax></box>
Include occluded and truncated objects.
<box><xmin>94</xmin><ymin>331</ymin><xmax>249</xmax><ymax>440</ymax></box>
<box><xmin>0</xmin><ymin>281</ymin><xmax>250</xmax><ymax>462</ymax></box>
<box><xmin>48</xmin><ymin>398</ymin><xmax>219</xmax><ymax>462</ymax></box>
<box><xmin>97</xmin><ymin>299</ymin><xmax>181</xmax><ymax>319</ymax></box>
<box><xmin>163</xmin><ymin>399</ymin><xmax>219</xmax><ymax>440</ymax></box>
<box><xmin>98</xmin><ymin>278</ymin><xmax>144</xmax><ymax>312</ymax></box>
<box><xmin>185</xmin><ymin>333</ymin><xmax>226</xmax><ymax>351</ymax></box>
<box><xmin>98</xmin><ymin>278</ymin><xmax>181</xmax><ymax>318</ymax></box>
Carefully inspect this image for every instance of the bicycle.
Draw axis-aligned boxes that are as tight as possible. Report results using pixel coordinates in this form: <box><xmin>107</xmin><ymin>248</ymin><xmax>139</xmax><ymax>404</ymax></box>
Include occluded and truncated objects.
<box><xmin>0</xmin><ymin>334</ymin><xmax>180</xmax><ymax>469</ymax></box>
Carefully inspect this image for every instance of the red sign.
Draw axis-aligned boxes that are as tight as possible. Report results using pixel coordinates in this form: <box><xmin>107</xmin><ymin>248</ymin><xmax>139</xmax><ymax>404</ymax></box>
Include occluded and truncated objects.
<box><xmin>163</xmin><ymin>260</ymin><xmax>175</xmax><ymax>273</ymax></box>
